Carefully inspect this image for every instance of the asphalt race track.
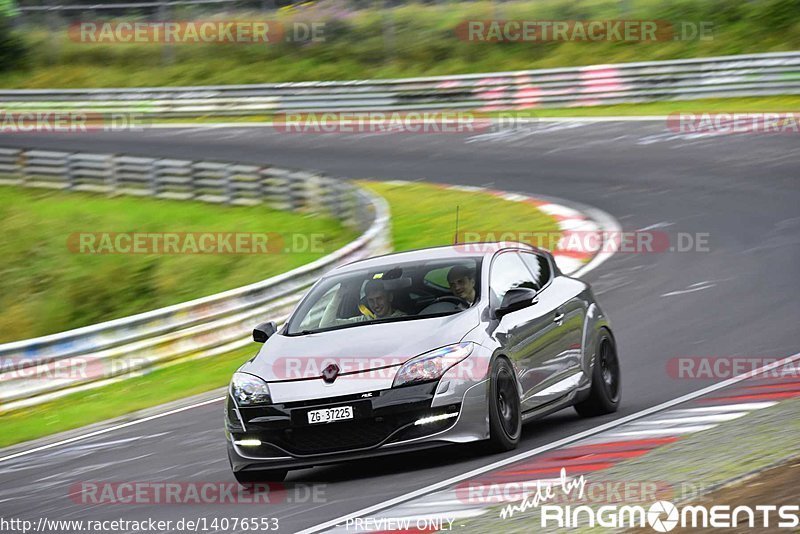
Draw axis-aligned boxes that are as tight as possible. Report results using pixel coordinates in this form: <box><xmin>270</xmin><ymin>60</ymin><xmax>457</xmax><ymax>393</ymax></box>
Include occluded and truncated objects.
<box><xmin>0</xmin><ymin>121</ymin><xmax>798</xmax><ymax>532</ymax></box>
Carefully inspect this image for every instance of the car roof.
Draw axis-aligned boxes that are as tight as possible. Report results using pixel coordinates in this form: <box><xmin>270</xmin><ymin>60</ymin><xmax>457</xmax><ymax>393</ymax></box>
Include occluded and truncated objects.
<box><xmin>332</xmin><ymin>241</ymin><xmax>540</xmax><ymax>274</ymax></box>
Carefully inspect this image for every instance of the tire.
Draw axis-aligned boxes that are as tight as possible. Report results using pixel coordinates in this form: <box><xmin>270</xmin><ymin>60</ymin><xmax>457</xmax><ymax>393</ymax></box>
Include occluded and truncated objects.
<box><xmin>485</xmin><ymin>357</ymin><xmax>522</xmax><ymax>452</ymax></box>
<box><xmin>233</xmin><ymin>469</ymin><xmax>288</xmax><ymax>485</ymax></box>
<box><xmin>575</xmin><ymin>330</ymin><xmax>621</xmax><ymax>417</ymax></box>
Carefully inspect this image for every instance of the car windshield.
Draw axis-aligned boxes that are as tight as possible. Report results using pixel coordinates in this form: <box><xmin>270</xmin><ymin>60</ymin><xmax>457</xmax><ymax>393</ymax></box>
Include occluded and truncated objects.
<box><xmin>285</xmin><ymin>257</ymin><xmax>482</xmax><ymax>335</ymax></box>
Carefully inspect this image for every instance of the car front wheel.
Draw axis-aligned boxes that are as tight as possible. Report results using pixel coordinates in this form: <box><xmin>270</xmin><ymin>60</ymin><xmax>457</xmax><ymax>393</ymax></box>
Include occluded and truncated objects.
<box><xmin>486</xmin><ymin>357</ymin><xmax>522</xmax><ymax>452</ymax></box>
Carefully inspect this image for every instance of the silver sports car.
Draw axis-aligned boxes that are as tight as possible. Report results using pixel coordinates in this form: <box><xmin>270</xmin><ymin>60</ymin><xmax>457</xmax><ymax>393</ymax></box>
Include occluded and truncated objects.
<box><xmin>226</xmin><ymin>242</ymin><xmax>620</xmax><ymax>483</ymax></box>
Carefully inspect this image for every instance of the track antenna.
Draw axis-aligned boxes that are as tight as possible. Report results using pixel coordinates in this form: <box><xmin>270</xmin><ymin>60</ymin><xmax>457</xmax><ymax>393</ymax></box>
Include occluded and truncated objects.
<box><xmin>453</xmin><ymin>205</ymin><xmax>461</xmax><ymax>244</ymax></box>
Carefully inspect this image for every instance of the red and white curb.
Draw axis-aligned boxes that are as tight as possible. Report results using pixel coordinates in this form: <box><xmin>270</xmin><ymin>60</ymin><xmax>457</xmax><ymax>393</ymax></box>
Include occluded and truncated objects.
<box><xmin>388</xmin><ymin>181</ymin><xmax>605</xmax><ymax>276</ymax></box>
<box><xmin>311</xmin><ymin>356</ymin><xmax>800</xmax><ymax>533</ymax></box>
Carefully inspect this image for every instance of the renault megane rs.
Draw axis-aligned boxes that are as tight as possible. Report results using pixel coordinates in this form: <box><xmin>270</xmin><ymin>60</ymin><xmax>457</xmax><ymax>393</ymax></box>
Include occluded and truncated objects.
<box><xmin>226</xmin><ymin>242</ymin><xmax>620</xmax><ymax>483</ymax></box>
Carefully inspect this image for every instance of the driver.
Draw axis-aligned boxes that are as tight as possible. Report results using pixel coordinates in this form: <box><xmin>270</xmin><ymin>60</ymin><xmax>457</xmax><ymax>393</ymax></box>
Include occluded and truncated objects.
<box><xmin>447</xmin><ymin>265</ymin><xmax>476</xmax><ymax>304</ymax></box>
<box><xmin>364</xmin><ymin>279</ymin><xmax>405</xmax><ymax>319</ymax></box>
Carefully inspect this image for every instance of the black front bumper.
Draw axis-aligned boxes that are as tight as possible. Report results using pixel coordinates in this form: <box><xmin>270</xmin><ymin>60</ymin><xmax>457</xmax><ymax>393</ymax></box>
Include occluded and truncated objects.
<box><xmin>226</xmin><ymin>382</ymin><xmax>461</xmax><ymax>471</ymax></box>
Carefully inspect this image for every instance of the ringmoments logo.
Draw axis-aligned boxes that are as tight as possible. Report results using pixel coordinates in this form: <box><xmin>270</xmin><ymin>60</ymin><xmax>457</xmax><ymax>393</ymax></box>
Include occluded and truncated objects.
<box><xmin>540</xmin><ymin>501</ymin><xmax>800</xmax><ymax>530</ymax></box>
<box><xmin>499</xmin><ymin>469</ymin><xmax>800</xmax><ymax>531</ymax></box>
<box><xmin>648</xmin><ymin>501</ymin><xmax>679</xmax><ymax>532</ymax></box>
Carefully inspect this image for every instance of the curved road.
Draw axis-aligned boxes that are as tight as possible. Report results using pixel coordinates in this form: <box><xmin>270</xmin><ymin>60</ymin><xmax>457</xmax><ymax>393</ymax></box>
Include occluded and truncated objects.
<box><xmin>0</xmin><ymin>121</ymin><xmax>798</xmax><ymax>532</ymax></box>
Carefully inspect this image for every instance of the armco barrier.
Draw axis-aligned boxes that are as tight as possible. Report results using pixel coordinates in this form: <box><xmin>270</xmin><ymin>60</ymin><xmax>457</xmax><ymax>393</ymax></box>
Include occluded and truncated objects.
<box><xmin>0</xmin><ymin>52</ymin><xmax>799</xmax><ymax>118</ymax></box>
<box><xmin>0</xmin><ymin>147</ymin><xmax>391</xmax><ymax>410</ymax></box>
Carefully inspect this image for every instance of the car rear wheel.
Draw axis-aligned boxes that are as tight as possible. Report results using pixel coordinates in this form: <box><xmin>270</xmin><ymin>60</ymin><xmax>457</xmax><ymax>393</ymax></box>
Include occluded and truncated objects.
<box><xmin>233</xmin><ymin>469</ymin><xmax>288</xmax><ymax>485</ymax></box>
<box><xmin>486</xmin><ymin>357</ymin><xmax>521</xmax><ymax>452</ymax></box>
<box><xmin>575</xmin><ymin>330</ymin><xmax>620</xmax><ymax>417</ymax></box>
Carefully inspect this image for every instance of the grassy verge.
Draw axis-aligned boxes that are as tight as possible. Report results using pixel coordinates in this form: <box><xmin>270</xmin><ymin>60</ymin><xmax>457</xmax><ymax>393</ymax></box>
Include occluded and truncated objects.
<box><xmin>362</xmin><ymin>181</ymin><xmax>560</xmax><ymax>251</ymax></box>
<box><xmin>487</xmin><ymin>96</ymin><xmax>800</xmax><ymax>117</ymax></box>
<box><xmin>3</xmin><ymin>0</ymin><xmax>799</xmax><ymax>88</ymax></box>
<box><xmin>0</xmin><ymin>180</ymin><xmax>560</xmax><ymax>447</ymax></box>
<box><xmin>0</xmin><ymin>186</ymin><xmax>357</xmax><ymax>343</ymax></box>
<box><xmin>148</xmin><ymin>96</ymin><xmax>800</xmax><ymax>124</ymax></box>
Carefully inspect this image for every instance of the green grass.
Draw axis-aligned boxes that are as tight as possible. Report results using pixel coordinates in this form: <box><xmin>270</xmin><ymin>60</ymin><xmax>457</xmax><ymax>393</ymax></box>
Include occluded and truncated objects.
<box><xmin>362</xmin><ymin>181</ymin><xmax>561</xmax><ymax>251</ymax></box>
<box><xmin>148</xmin><ymin>96</ymin><xmax>800</xmax><ymax>123</ymax></box>
<box><xmin>0</xmin><ymin>180</ymin><xmax>559</xmax><ymax>447</ymax></box>
<box><xmin>487</xmin><ymin>95</ymin><xmax>800</xmax><ymax>116</ymax></box>
<box><xmin>3</xmin><ymin>0</ymin><xmax>799</xmax><ymax>88</ymax></box>
<box><xmin>0</xmin><ymin>186</ymin><xmax>356</xmax><ymax>343</ymax></box>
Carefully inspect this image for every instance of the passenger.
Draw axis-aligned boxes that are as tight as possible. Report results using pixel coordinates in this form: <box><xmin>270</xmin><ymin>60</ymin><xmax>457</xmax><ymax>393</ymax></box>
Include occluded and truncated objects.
<box><xmin>447</xmin><ymin>265</ymin><xmax>476</xmax><ymax>304</ymax></box>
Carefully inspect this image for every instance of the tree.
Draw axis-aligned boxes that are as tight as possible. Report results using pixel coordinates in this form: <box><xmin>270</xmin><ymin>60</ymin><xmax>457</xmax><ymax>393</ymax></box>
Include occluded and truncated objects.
<box><xmin>0</xmin><ymin>0</ymin><xmax>25</xmax><ymax>72</ymax></box>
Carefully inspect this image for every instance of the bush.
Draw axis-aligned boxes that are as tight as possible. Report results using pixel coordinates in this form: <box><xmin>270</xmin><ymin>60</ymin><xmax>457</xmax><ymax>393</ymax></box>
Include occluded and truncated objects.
<box><xmin>0</xmin><ymin>16</ymin><xmax>26</xmax><ymax>71</ymax></box>
<box><xmin>2</xmin><ymin>0</ymin><xmax>800</xmax><ymax>87</ymax></box>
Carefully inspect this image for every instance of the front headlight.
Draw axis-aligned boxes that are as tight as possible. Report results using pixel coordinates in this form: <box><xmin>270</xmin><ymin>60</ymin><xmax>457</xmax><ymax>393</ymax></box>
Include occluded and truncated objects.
<box><xmin>392</xmin><ymin>342</ymin><xmax>474</xmax><ymax>388</ymax></box>
<box><xmin>230</xmin><ymin>372</ymin><xmax>271</xmax><ymax>406</ymax></box>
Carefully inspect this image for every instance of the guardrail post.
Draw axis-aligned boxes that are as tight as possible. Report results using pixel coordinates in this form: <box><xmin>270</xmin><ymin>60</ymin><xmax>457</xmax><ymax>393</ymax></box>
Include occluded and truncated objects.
<box><xmin>20</xmin><ymin>149</ymin><xmax>29</xmax><ymax>186</ymax></box>
<box><xmin>335</xmin><ymin>180</ymin><xmax>354</xmax><ymax>224</ymax></box>
<box><xmin>150</xmin><ymin>159</ymin><xmax>159</xmax><ymax>197</ymax></box>
<box><xmin>288</xmin><ymin>171</ymin><xmax>304</xmax><ymax>212</ymax></box>
<box><xmin>65</xmin><ymin>153</ymin><xmax>76</xmax><ymax>191</ymax></box>
<box><xmin>321</xmin><ymin>175</ymin><xmax>340</xmax><ymax>219</ymax></box>
<box><xmin>0</xmin><ymin>148</ymin><xmax>23</xmax><ymax>186</ymax></box>
<box><xmin>107</xmin><ymin>155</ymin><xmax>118</xmax><ymax>196</ymax></box>
<box><xmin>262</xmin><ymin>167</ymin><xmax>290</xmax><ymax>211</ymax></box>
<box><xmin>224</xmin><ymin>164</ymin><xmax>234</xmax><ymax>204</ymax></box>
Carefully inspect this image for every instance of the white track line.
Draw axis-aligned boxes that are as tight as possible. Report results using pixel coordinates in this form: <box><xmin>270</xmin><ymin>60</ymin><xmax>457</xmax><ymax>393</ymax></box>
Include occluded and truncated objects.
<box><xmin>297</xmin><ymin>352</ymin><xmax>800</xmax><ymax>534</ymax></box>
<box><xmin>603</xmin><ymin>425</ymin><xmax>718</xmax><ymax>438</ymax></box>
<box><xmin>632</xmin><ymin>413</ymin><xmax>748</xmax><ymax>425</ymax></box>
<box><xmin>0</xmin><ymin>396</ymin><xmax>224</xmax><ymax>464</ymax></box>
<box><xmin>669</xmin><ymin>402</ymin><xmax>777</xmax><ymax>413</ymax></box>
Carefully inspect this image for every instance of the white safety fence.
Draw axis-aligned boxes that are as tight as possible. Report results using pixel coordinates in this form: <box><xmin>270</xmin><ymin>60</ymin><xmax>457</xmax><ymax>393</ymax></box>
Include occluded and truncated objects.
<box><xmin>0</xmin><ymin>52</ymin><xmax>798</xmax><ymax>118</ymax></box>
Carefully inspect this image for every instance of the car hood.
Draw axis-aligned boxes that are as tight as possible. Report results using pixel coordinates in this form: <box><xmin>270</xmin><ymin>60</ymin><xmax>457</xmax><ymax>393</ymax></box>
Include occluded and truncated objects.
<box><xmin>241</xmin><ymin>310</ymin><xmax>481</xmax><ymax>383</ymax></box>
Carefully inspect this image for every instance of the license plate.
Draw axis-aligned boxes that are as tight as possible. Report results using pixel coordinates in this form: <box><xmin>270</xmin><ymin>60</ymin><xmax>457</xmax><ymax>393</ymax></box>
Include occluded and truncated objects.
<box><xmin>307</xmin><ymin>405</ymin><xmax>354</xmax><ymax>424</ymax></box>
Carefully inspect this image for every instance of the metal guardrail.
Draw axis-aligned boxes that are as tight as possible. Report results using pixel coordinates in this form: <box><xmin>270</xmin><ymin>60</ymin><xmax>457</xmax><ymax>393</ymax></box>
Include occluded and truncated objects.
<box><xmin>1</xmin><ymin>52</ymin><xmax>798</xmax><ymax>118</ymax></box>
<box><xmin>0</xmin><ymin>147</ymin><xmax>392</xmax><ymax>410</ymax></box>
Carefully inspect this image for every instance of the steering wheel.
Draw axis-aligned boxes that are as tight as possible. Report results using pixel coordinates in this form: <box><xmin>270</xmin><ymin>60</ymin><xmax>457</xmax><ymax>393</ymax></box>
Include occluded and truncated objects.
<box><xmin>432</xmin><ymin>295</ymin><xmax>471</xmax><ymax>309</ymax></box>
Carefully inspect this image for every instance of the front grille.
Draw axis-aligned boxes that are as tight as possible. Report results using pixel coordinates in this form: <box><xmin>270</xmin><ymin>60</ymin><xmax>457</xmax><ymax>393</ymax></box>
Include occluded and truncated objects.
<box><xmin>271</xmin><ymin>415</ymin><xmax>416</xmax><ymax>455</ymax></box>
<box><xmin>231</xmin><ymin>382</ymin><xmax>452</xmax><ymax>457</ymax></box>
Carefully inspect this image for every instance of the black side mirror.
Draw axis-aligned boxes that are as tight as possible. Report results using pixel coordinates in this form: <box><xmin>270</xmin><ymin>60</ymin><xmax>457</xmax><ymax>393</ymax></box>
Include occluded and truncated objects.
<box><xmin>253</xmin><ymin>321</ymin><xmax>278</xmax><ymax>343</ymax></box>
<box><xmin>495</xmin><ymin>287</ymin><xmax>538</xmax><ymax>319</ymax></box>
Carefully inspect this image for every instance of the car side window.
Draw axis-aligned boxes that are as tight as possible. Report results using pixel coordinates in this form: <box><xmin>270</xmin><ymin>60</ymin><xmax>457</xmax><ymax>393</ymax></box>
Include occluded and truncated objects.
<box><xmin>489</xmin><ymin>252</ymin><xmax>536</xmax><ymax>307</ymax></box>
<box><xmin>300</xmin><ymin>283</ymin><xmax>342</xmax><ymax>329</ymax></box>
<box><xmin>423</xmin><ymin>267</ymin><xmax>450</xmax><ymax>290</ymax></box>
<box><xmin>518</xmin><ymin>252</ymin><xmax>552</xmax><ymax>290</ymax></box>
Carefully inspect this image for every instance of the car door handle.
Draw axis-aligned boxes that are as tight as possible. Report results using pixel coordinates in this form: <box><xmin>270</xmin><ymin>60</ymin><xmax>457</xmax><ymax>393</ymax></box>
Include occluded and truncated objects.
<box><xmin>553</xmin><ymin>312</ymin><xmax>565</xmax><ymax>324</ymax></box>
